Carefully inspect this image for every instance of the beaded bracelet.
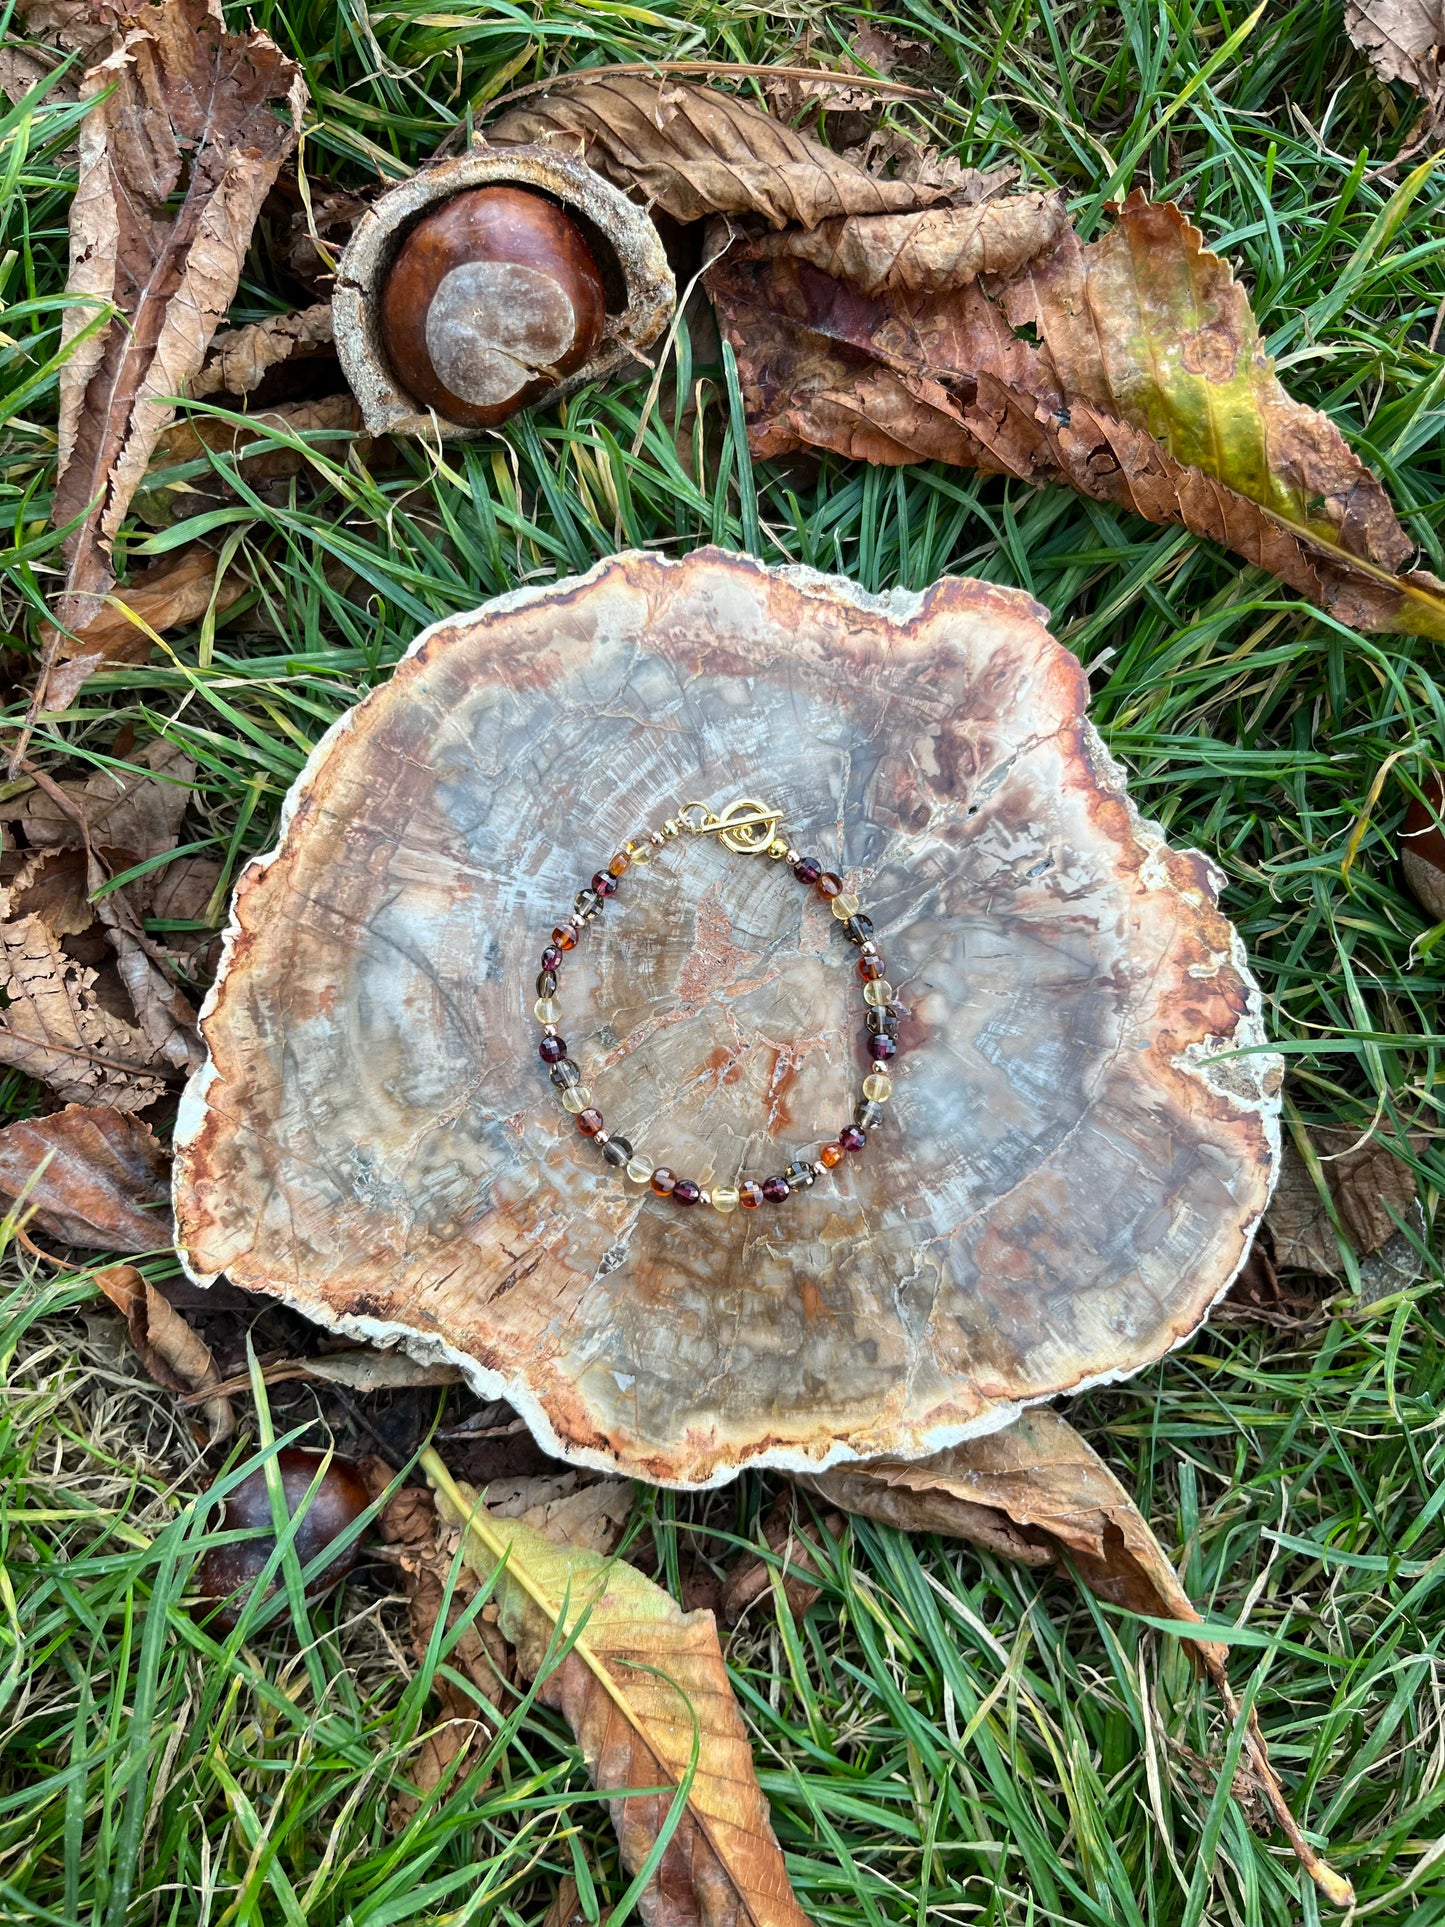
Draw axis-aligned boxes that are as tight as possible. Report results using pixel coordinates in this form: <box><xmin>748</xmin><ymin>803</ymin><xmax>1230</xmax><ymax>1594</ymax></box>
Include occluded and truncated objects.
<box><xmin>534</xmin><ymin>798</ymin><xmax>901</xmax><ymax>1213</ymax></box>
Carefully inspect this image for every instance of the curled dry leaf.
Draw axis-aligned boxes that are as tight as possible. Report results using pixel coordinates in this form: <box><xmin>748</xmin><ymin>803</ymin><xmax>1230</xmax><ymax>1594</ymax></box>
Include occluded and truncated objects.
<box><xmin>143</xmin><ymin>393</ymin><xmax>364</xmax><ymax>516</ymax></box>
<box><xmin>487</xmin><ymin>73</ymin><xmax>951</xmax><ymax>228</ymax></box>
<box><xmin>94</xmin><ymin>1261</ymin><xmax>233</xmax><ymax>1442</ymax></box>
<box><xmin>0</xmin><ymin>1103</ymin><xmax>170</xmax><ymax>1249</ymax></box>
<box><xmin>425</xmin><ymin>1450</ymin><xmax>808</xmax><ymax>1927</ymax></box>
<box><xmin>801</xmin><ymin>1407</ymin><xmax>1352</xmax><ymax>1909</ymax></box>
<box><xmin>1266</xmin><ymin>1124</ymin><xmax>1423</xmax><ymax>1279</ymax></box>
<box><xmin>45</xmin><ymin>0</ymin><xmax>304</xmax><ymax>662</ymax></box>
<box><xmin>0</xmin><ymin>914</ymin><xmax>170</xmax><ymax>1110</ymax></box>
<box><xmin>190</xmin><ymin>302</ymin><xmax>335</xmax><ymax>400</ymax></box>
<box><xmin>706</xmin><ymin>189</ymin><xmax>1445</xmax><ymax>639</ymax></box>
<box><xmin>1346</xmin><ymin>0</ymin><xmax>1444</xmax><ymax>134</ymax></box>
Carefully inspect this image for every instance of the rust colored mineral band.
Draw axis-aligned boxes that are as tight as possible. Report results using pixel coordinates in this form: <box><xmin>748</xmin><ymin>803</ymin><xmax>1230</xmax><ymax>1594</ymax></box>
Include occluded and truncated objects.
<box><xmin>534</xmin><ymin>799</ymin><xmax>901</xmax><ymax>1211</ymax></box>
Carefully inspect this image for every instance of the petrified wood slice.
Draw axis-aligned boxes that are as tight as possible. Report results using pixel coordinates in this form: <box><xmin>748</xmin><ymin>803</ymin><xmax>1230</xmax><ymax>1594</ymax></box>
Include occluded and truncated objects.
<box><xmin>174</xmin><ymin>550</ymin><xmax>1281</xmax><ymax>1486</ymax></box>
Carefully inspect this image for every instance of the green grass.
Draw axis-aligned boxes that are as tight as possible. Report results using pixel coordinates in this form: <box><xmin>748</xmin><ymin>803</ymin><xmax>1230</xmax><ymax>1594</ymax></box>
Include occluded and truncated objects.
<box><xmin>2</xmin><ymin>0</ymin><xmax>1444</xmax><ymax>1920</ymax></box>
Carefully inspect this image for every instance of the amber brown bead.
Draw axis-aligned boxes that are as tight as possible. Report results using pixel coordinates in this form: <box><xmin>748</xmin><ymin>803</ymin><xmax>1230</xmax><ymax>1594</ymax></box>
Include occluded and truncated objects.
<box><xmin>816</xmin><ymin>872</ymin><xmax>844</xmax><ymax>900</ymax></box>
<box><xmin>607</xmin><ymin>852</ymin><xmax>629</xmax><ymax>878</ymax></box>
<box><xmin>551</xmin><ymin>924</ymin><xmax>577</xmax><ymax>952</ymax></box>
<box><xmin>379</xmin><ymin>186</ymin><xmax>606</xmax><ymax>429</ymax></box>
<box><xmin>818</xmin><ymin>1141</ymin><xmax>845</xmax><ymax>1169</ymax></box>
<box><xmin>651</xmin><ymin>1166</ymin><xmax>677</xmax><ymax>1196</ymax></box>
<box><xmin>576</xmin><ymin>1108</ymin><xmax>604</xmax><ymax>1136</ymax></box>
<box><xmin>738</xmin><ymin>1180</ymin><xmax>764</xmax><ymax>1208</ymax></box>
<box><xmin>859</xmin><ymin>953</ymin><xmax>885</xmax><ymax>981</ymax></box>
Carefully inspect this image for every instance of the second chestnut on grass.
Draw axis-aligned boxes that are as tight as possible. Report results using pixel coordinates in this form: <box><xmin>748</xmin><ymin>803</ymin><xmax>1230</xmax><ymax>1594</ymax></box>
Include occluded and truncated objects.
<box><xmin>193</xmin><ymin>1447</ymin><xmax>371</xmax><ymax>1633</ymax></box>
<box><xmin>379</xmin><ymin>185</ymin><xmax>606</xmax><ymax>428</ymax></box>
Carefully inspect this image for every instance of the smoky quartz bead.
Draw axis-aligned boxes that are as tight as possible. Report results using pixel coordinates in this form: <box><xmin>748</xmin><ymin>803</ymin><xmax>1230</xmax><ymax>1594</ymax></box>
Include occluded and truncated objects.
<box><xmin>866</xmin><ymin>1005</ymin><xmax>899</xmax><ymax>1036</ymax></box>
<box><xmin>855</xmin><ymin>1099</ymin><xmax>886</xmax><ymax>1130</ymax></box>
<box><xmin>602</xmin><ymin>1136</ymin><xmax>632</xmax><ymax>1167</ymax></box>
<box><xmin>785</xmin><ymin>1160</ymin><xmax>815</xmax><ymax>1190</ymax></box>
<box><xmin>843</xmin><ymin>914</ymin><xmax>875</xmax><ymax>945</ymax></box>
<box><xmin>536</xmin><ymin>968</ymin><xmax>558</xmax><ymax>998</ymax></box>
<box><xmin>574</xmin><ymin>888</ymin><xmax>602</xmax><ymax>919</ymax></box>
<box><xmin>549</xmin><ymin>1058</ymin><xmax>582</xmax><ymax>1089</ymax></box>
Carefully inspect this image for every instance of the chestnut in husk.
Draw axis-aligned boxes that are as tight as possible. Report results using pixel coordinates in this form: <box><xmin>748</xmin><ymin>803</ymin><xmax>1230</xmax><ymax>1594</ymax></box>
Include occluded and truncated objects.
<box><xmin>379</xmin><ymin>185</ymin><xmax>606</xmax><ymax>428</ymax></box>
<box><xmin>193</xmin><ymin>1447</ymin><xmax>370</xmax><ymax>1632</ymax></box>
<box><xmin>1402</xmin><ymin>769</ymin><xmax>1445</xmax><ymax>923</ymax></box>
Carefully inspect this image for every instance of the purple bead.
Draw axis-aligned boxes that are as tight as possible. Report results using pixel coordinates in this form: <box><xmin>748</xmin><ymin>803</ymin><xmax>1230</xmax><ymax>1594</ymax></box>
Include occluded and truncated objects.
<box><xmin>838</xmin><ymin>1125</ymin><xmax>866</xmax><ymax>1154</ymax></box>
<box><xmin>673</xmin><ymin>1179</ymin><xmax>701</xmax><ymax>1206</ymax></box>
<box><xmin>793</xmin><ymin>856</ymin><xmax>822</xmax><ymax>885</ymax></box>
<box><xmin>869</xmin><ymin>1033</ymin><xmax>898</xmax><ymax>1061</ymax></box>
<box><xmin>592</xmin><ymin>871</ymin><xmax>618</xmax><ymax>897</ymax></box>
<box><xmin>539</xmin><ymin>1035</ymin><xmax>567</xmax><ymax>1064</ymax></box>
<box><xmin>762</xmin><ymin>1175</ymin><xmax>790</xmax><ymax>1203</ymax></box>
<box><xmin>540</xmin><ymin>945</ymin><xmax>563</xmax><ymax>973</ymax></box>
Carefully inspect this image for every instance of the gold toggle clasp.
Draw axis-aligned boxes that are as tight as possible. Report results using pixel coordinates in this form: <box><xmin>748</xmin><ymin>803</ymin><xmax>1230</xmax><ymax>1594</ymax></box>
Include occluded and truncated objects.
<box><xmin>678</xmin><ymin>797</ymin><xmax>787</xmax><ymax>856</ymax></box>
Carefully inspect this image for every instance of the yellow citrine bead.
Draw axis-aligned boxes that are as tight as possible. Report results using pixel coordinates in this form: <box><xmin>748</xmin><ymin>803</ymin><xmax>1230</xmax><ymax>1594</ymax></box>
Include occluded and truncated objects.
<box><xmin>711</xmin><ymin>1186</ymin><xmax>739</xmax><ymax>1213</ymax></box>
<box><xmin>561</xmin><ymin>1086</ymin><xmax>592</xmax><ymax>1114</ymax></box>
<box><xmin>625</xmin><ymin>837</ymin><xmax>655</xmax><ymax>865</ymax></box>
<box><xmin>831</xmin><ymin>892</ymin><xmax>861</xmax><ymax>919</ymax></box>
<box><xmin>534</xmin><ymin>997</ymin><xmax>562</xmax><ymax>1024</ymax></box>
<box><xmin>862</xmin><ymin>1072</ymin><xmax>893</xmax><ymax>1103</ymax></box>
<box><xmin>863</xmin><ymin>978</ymin><xmax>895</xmax><ymax>1007</ymax></box>
<box><xmin>625</xmin><ymin>1156</ymin><xmax>654</xmax><ymax>1184</ymax></box>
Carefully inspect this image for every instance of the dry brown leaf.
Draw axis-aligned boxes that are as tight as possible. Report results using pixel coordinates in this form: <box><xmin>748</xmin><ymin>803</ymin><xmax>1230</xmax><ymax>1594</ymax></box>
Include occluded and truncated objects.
<box><xmin>721</xmin><ymin>1500</ymin><xmax>841</xmax><ymax>1625</ymax></box>
<box><xmin>801</xmin><ymin>1407</ymin><xmax>1352</xmax><ymax>1908</ymax></box>
<box><xmin>1346</xmin><ymin>0</ymin><xmax>1444</xmax><ymax>133</ymax></box>
<box><xmin>2</xmin><ymin>845</ymin><xmax>98</xmax><ymax>937</ymax></box>
<box><xmin>487</xmin><ymin>73</ymin><xmax>951</xmax><ymax>228</ymax></box>
<box><xmin>0</xmin><ymin>914</ymin><xmax>170</xmax><ymax>1110</ymax></box>
<box><xmin>426</xmin><ymin>1451</ymin><xmax>808</xmax><ymax>1926</ymax></box>
<box><xmin>1267</xmin><ymin>1124</ymin><xmax>1422</xmax><ymax>1277</ymax></box>
<box><xmin>46</xmin><ymin>0</ymin><xmax>304</xmax><ymax>652</ymax></box>
<box><xmin>94</xmin><ymin>1261</ymin><xmax>233</xmax><ymax>1442</ymax></box>
<box><xmin>0</xmin><ymin>738</ymin><xmax>193</xmax><ymax>859</ymax></box>
<box><xmin>0</xmin><ymin>1104</ymin><xmax>170</xmax><ymax>1249</ymax></box>
<box><xmin>144</xmin><ymin>393</ymin><xmax>364</xmax><ymax>509</ymax></box>
<box><xmin>543</xmin><ymin>1876</ymin><xmax>607</xmax><ymax>1927</ymax></box>
<box><xmin>146</xmin><ymin>854</ymin><xmax>223</xmax><ymax>927</ymax></box>
<box><xmin>190</xmin><ymin>302</ymin><xmax>335</xmax><ymax>399</ymax></box>
<box><xmin>706</xmin><ymin>189</ymin><xmax>1445</xmax><ymax>639</ymax></box>
<box><xmin>57</xmin><ymin>548</ymin><xmax>248</xmax><ymax>664</ymax></box>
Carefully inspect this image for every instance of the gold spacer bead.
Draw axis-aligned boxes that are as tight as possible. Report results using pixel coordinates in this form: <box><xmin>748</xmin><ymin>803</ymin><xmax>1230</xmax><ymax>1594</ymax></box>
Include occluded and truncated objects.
<box><xmin>767</xmin><ymin>836</ymin><xmax>790</xmax><ymax>859</ymax></box>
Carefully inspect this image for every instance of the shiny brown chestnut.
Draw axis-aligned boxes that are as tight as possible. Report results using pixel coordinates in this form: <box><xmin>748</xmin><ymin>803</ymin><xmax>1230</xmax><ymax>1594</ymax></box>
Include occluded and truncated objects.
<box><xmin>1402</xmin><ymin>768</ymin><xmax>1445</xmax><ymax>923</ymax></box>
<box><xmin>192</xmin><ymin>1447</ymin><xmax>370</xmax><ymax>1632</ymax></box>
<box><xmin>379</xmin><ymin>186</ymin><xmax>606</xmax><ymax>429</ymax></box>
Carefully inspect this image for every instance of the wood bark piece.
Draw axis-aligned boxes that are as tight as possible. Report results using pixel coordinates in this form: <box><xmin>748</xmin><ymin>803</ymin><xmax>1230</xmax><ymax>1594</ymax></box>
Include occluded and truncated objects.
<box><xmin>174</xmin><ymin>549</ymin><xmax>1281</xmax><ymax>1487</ymax></box>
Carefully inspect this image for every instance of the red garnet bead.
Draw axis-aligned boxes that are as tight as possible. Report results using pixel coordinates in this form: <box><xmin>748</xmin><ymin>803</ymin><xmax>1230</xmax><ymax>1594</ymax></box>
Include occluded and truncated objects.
<box><xmin>651</xmin><ymin>1166</ymin><xmax>677</xmax><ymax>1196</ymax></box>
<box><xmin>761</xmin><ymin>1175</ymin><xmax>790</xmax><ymax>1203</ymax></box>
<box><xmin>576</xmin><ymin>1108</ymin><xmax>604</xmax><ymax>1136</ymax></box>
<box><xmin>738</xmin><ymin>1180</ymin><xmax>764</xmax><ymax>1209</ymax></box>
<box><xmin>539</xmin><ymin>1035</ymin><xmax>567</xmax><ymax>1063</ymax></box>
<box><xmin>793</xmin><ymin>856</ymin><xmax>822</xmax><ymax>885</ymax></box>
<box><xmin>591</xmin><ymin>871</ymin><xmax>618</xmax><ymax>897</ymax></box>
<box><xmin>815</xmin><ymin>872</ymin><xmax>844</xmax><ymax>900</ymax></box>
<box><xmin>869</xmin><ymin>1033</ymin><xmax>898</xmax><ymax>1061</ymax></box>
<box><xmin>672</xmin><ymin>1179</ymin><xmax>701</xmax><ymax>1206</ymax></box>
<box><xmin>551</xmin><ymin>924</ymin><xmax>577</xmax><ymax>952</ymax></box>
<box><xmin>540</xmin><ymin>944</ymin><xmax>563</xmax><ymax>973</ymax></box>
<box><xmin>379</xmin><ymin>185</ymin><xmax>606</xmax><ymax>429</ymax></box>
<box><xmin>858</xmin><ymin>953</ymin><xmax>886</xmax><ymax>981</ymax></box>
<box><xmin>838</xmin><ymin>1125</ymin><xmax>867</xmax><ymax>1154</ymax></box>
